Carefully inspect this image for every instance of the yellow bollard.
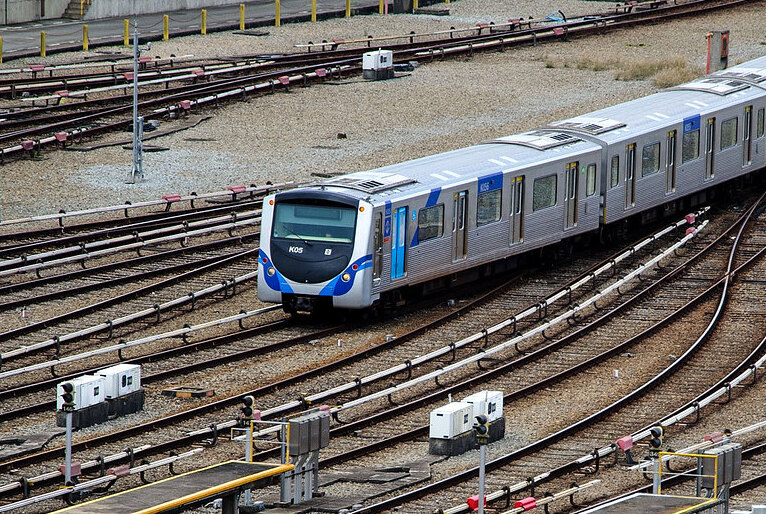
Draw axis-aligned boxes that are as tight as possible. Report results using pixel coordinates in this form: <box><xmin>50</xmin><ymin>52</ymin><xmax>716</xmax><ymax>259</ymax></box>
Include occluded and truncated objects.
<box><xmin>124</xmin><ymin>19</ymin><xmax>130</xmax><ymax>47</ymax></box>
<box><xmin>240</xmin><ymin>4</ymin><xmax>245</xmax><ymax>30</ymax></box>
<box><xmin>311</xmin><ymin>0</ymin><xmax>316</xmax><ymax>22</ymax></box>
<box><xmin>379</xmin><ymin>0</ymin><xmax>383</xmax><ymax>14</ymax></box>
<box><xmin>413</xmin><ymin>0</ymin><xmax>418</xmax><ymax>9</ymax></box>
<box><xmin>275</xmin><ymin>0</ymin><xmax>280</xmax><ymax>27</ymax></box>
<box><xmin>83</xmin><ymin>24</ymin><xmax>89</xmax><ymax>51</ymax></box>
<box><xmin>40</xmin><ymin>31</ymin><xmax>46</xmax><ymax>57</ymax></box>
<box><xmin>345</xmin><ymin>0</ymin><xmax>351</xmax><ymax>18</ymax></box>
<box><xmin>201</xmin><ymin>9</ymin><xmax>207</xmax><ymax>34</ymax></box>
<box><xmin>0</xmin><ymin>37</ymin><xmax>3</xmax><ymax>64</ymax></box>
<box><xmin>163</xmin><ymin>15</ymin><xmax>169</xmax><ymax>40</ymax></box>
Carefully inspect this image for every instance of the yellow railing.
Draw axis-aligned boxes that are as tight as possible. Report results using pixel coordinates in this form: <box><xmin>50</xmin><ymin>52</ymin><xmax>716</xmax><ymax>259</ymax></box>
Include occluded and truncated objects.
<box><xmin>79</xmin><ymin>0</ymin><xmax>92</xmax><ymax>18</ymax></box>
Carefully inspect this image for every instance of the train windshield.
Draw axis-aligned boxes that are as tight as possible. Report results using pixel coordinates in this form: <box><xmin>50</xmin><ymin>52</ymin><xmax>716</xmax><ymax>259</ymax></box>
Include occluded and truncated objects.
<box><xmin>272</xmin><ymin>201</ymin><xmax>357</xmax><ymax>243</ymax></box>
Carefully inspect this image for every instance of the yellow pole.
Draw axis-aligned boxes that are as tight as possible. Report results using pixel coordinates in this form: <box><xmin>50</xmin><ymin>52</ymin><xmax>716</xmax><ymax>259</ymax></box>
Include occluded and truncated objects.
<box><xmin>275</xmin><ymin>0</ymin><xmax>280</xmax><ymax>27</ymax></box>
<box><xmin>163</xmin><ymin>15</ymin><xmax>169</xmax><ymax>40</ymax></box>
<box><xmin>413</xmin><ymin>0</ymin><xmax>418</xmax><ymax>9</ymax></box>
<box><xmin>345</xmin><ymin>0</ymin><xmax>351</xmax><ymax>18</ymax></box>
<box><xmin>83</xmin><ymin>24</ymin><xmax>89</xmax><ymax>51</ymax></box>
<box><xmin>240</xmin><ymin>4</ymin><xmax>245</xmax><ymax>30</ymax></box>
<box><xmin>0</xmin><ymin>37</ymin><xmax>3</xmax><ymax>64</ymax></box>
<box><xmin>379</xmin><ymin>0</ymin><xmax>383</xmax><ymax>14</ymax></box>
<box><xmin>40</xmin><ymin>31</ymin><xmax>46</xmax><ymax>57</ymax></box>
<box><xmin>311</xmin><ymin>0</ymin><xmax>316</xmax><ymax>22</ymax></box>
<box><xmin>124</xmin><ymin>19</ymin><xmax>130</xmax><ymax>47</ymax></box>
<box><xmin>201</xmin><ymin>9</ymin><xmax>207</xmax><ymax>34</ymax></box>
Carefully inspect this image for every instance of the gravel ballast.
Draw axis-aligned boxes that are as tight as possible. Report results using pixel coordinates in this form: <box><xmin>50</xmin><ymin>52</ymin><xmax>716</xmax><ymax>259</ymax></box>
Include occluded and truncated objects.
<box><xmin>0</xmin><ymin>1</ymin><xmax>765</xmax><ymax>219</ymax></box>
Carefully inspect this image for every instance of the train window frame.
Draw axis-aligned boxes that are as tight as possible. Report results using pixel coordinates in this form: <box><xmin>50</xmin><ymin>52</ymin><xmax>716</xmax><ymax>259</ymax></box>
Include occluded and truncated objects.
<box><xmin>418</xmin><ymin>204</ymin><xmax>445</xmax><ymax>242</ymax></box>
<box><xmin>586</xmin><ymin>163</ymin><xmax>597</xmax><ymax>196</ymax></box>
<box><xmin>757</xmin><ymin>108</ymin><xmax>765</xmax><ymax>138</ymax></box>
<box><xmin>610</xmin><ymin>155</ymin><xmax>619</xmax><ymax>188</ymax></box>
<box><xmin>682</xmin><ymin>129</ymin><xmax>700</xmax><ymax>163</ymax></box>
<box><xmin>477</xmin><ymin>189</ymin><xmax>502</xmax><ymax>226</ymax></box>
<box><xmin>641</xmin><ymin>142</ymin><xmax>661</xmax><ymax>177</ymax></box>
<box><xmin>532</xmin><ymin>175</ymin><xmax>557</xmax><ymax>211</ymax></box>
<box><xmin>720</xmin><ymin>117</ymin><xmax>738</xmax><ymax>149</ymax></box>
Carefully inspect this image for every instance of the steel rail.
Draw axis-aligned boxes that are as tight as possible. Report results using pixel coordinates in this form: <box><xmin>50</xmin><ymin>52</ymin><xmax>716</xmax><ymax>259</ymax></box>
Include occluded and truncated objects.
<box><xmin>0</xmin><ymin>247</ymin><xmax>258</xmax><ymax>360</ymax></box>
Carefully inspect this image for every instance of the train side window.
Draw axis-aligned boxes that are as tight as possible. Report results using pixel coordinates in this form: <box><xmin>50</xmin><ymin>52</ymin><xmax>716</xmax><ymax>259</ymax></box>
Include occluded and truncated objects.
<box><xmin>532</xmin><ymin>175</ymin><xmax>557</xmax><ymax>211</ymax></box>
<box><xmin>477</xmin><ymin>190</ymin><xmax>501</xmax><ymax>226</ymax></box>
<box><xmin>586</xmin><ymin>164</ymin><xmax>597</xmax><ymax>196</ymax></box>
<box><xmin>682</xmin><ymin>129</ymin><xmax>700</xmax><ymax>163</ymax></box>
<box><xmin>641</xmin><ymin>142</ymin><xmax>661</xmax><ymax>176</ymax></box>
<box><xmin>122</xmin><ymin>375</ymin><xmax>127</xmax><ymax>387</ymax></box>
<box><xmin>610</xmin><ymin>156</ymin><xmax>619</xmax><ymax>188</ymax></box>
<box><xmin>756</xmin><ymin>108</ymin><xmax>764</xmax><ymax>138</ymax></box>
<box><xmin>418</xmin><ymin>204</ymin><xmax>444</xmax><ymax>241</ymax></box>
<box><xmin>720</xmin><ymin>117</ymin><xmax>738</xmax><ymax>149</ymax></box>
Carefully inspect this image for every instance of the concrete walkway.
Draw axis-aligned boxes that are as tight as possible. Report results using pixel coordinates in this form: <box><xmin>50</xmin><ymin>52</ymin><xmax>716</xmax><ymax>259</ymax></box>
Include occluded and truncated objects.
<box><xmin>0</xmin><ymin>0</ymin><xmax>390</xmax><ymax>62</ymax></box>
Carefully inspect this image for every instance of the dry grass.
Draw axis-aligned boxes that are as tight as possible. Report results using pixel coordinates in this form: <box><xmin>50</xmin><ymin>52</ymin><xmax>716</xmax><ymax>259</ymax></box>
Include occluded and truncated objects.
<box><xmin>540</xmin><ymin>55</ymin><xmax>702</xmax><ymax>88</ymax></box>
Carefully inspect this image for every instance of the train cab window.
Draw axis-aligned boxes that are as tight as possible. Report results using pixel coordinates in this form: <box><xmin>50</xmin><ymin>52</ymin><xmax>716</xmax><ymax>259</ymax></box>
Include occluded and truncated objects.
<box><xmin>532</xmin><ymin>175</ymin><xmax>557</xmax><ymax>211</ymax></box>
<box><xmin>477</xmin><ymin>190</ymin><xmax>502</xmax><ymax>226</ymax></box>
<box><xmin>682</xmin><ymin>128</ymin><xmax>700</xmax><ymax>163</ymax></box>
<box><xmin>641</xmin><ymin>142</ymin><xmax>661</xmax><ymax>176</ymax></box>
<box><xmin>720</xmin><ymin>117</ymin><xmax>738</xmax><ymax>149</ymax></box>
<box><xmin>610</xmin><ymin>156</ymin><xmax>619</xmax><ymax>188</ymax></box>
<box><xmin>418</xmin><ymin>204</ymin><xmax>445</xmax><ymax>241</ymax></box>
<box><xmin>272</xmin><ymin>202</ymin><xmax>356</xmax><ymax>243</ymax></box>
<box><xmin>756</xmin><ymin>108</ymin><xmax>764</xmax><ymax>138</ymax></box>
<box><xmin>586</xmin><ymin>164</ymin><xmax>597</xmax><ymax>196</ymax></box>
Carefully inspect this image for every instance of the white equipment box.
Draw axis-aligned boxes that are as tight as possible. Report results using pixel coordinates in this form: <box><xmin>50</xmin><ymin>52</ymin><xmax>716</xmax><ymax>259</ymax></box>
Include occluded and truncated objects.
<box><xmin>96</xmin><ymin>363</ymin><xmax>141</xmax><ymax>399</ymax></box>
<box><xmin>362</xmin><ymin>50</ymin><xmax>394</xmax><ymax>80</ymax></box>
<box><xmin>57</xmin><ymin>375</ymin><xmax>106</xmax><ymax>411</ymax></box>
<box><xmin>463</xmin><ymin>390</ymin><xmax>504</xmax><ymax>422</ymax></box>
<box><xmin>429</xmin><ymin>402</ymin><xmax>473</xmax><ymax>439</ymax></box>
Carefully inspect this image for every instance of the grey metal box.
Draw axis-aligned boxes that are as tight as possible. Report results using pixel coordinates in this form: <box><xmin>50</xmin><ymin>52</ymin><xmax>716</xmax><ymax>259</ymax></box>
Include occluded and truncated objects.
<box><xmin>288</xmin><ymin>417</ymin><xmax>310</xmax><ymax>456</ymax></box>
<box><xmin>729</xmin><ymin>443</ymin><xmax>742</xmax><ymax>481</ymax></box>
<box><xmin>309</xmin><ymin>415</ymin><xmax>321</xmax><ymax>451</ymax></box>
<box><xmin>319</xmin><ymin>412</ymin><xmax>330</xmax><ymax>448</ymax></box>
<box><xmin>702</xmin><ymin>446</ymin><xmax>724</xmax><ymax>489</ymax></box>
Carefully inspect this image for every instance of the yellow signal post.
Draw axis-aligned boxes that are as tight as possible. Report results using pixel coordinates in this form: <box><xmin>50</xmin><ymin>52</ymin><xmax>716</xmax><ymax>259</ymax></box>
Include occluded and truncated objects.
<box><xmin>83</xmin><ymin>24</ymin><xmax>89</xmax><ymax>51</ymax></box>
<box><xmin>124</xmin><ymin>19</ymin><xmax>130</xmax><ymax>46</ymax></box>
<box><xmin>311</xmin><ymin>0</ymin><xmax>316</xmax><ymax>22</ymax></box>
<box><xmin>40</xmin><ymin>31</ymin><xmax>46</xmax><ymax>57</ymax></box>
<box><xmin>201</xmin><ymin>9</ymin><xmax>207</xmax><ymax>34</ymax></box>
<box><xmin>275</xmin><ymin>0</ymin><xmax>280</xmax><ymax>27</ymax></box>
<box><xmin>163</xmin><ymin>15</ymin><xmax>169</xmax><ymax>40</ymax></box>
<box><xmin>240</xmin><ymin>4</ymin><xmax>245</xmax><ymax>30</ymax></box>
<box><xmin>345</xmin><ymin>0</ymin><xmax>351</xmax><ymax>18</ymax></box>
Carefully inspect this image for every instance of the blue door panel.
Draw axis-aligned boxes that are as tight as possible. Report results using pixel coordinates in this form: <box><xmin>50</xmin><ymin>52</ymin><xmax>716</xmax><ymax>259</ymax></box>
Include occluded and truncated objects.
<box><xmin>391</xmin><ymin>207</ymin><xmax>407</xmax><ymax>279</ymax></box>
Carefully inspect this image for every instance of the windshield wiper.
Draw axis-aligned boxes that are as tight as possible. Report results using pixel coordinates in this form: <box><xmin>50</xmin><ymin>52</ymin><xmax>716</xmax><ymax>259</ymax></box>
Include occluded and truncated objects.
<box><xmin>281</xmin><ymin>225</ymin><xmax>313</xmax><ymax>246</ymax></box>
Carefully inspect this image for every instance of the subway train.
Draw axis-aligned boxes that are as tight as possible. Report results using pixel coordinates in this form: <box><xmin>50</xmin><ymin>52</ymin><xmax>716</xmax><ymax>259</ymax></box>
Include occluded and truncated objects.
<box><xmin>258</xmin><ymin>55</ymin><xmax>766</xmax><ymax>312</ymax></box>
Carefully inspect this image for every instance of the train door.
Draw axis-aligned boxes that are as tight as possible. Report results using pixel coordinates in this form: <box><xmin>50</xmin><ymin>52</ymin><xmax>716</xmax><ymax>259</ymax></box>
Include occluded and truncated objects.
<box><xmin>705</xmin><ymin>117</ymin><xmax>715</xmax><ymax>180</ymax></box>
<box><xmin>625</xmin><ymin>144</ymin><xmax>636</xmax><ymax>208</ymax></box>
<box><xmin>391</xmin><ymin>207</ymin><xmax>407</xmax><ymax>280</ymax></box>
<box><xmin>666</xmin><ymin>130</ymin><xmax>677</xmax><ymax>194</ymax></box>
<box><xmin>564</xmin><ymin>162</ymin><xmax>579</xmax><ymax>228</ymax></box>
<box><xmin>743</xmin><ymin>106</ymin><xmax>752</xmax><ymax>166</ymax></box>
<box><xmin>373</xmin><ymin>213</ymin><xmax>383</xmax><ymax>282</ymax></box>
<box><xmin>509</xmin><ymin>176</ymin><xmax>524</xmax><ymax>244</ymax></box>
<box><xmin>452</xmin><ymin>190</ymin><xmax>468</xmax><ymax>260</ymax></box>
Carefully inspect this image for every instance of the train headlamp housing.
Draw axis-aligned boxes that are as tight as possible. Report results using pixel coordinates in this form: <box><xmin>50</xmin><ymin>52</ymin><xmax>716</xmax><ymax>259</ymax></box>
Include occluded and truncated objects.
<box><xmin>341</xmin><ymin>273</ymin><xmax>351</xmax><ymax>282</ymax></box>
<box><xmin>267</xmin><ymin>267</ymin><xmax>276</xmax><ymax>276</ymax></box>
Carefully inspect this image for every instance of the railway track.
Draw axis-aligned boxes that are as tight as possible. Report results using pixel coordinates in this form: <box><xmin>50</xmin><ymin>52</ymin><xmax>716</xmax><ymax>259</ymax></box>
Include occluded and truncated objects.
<box><xmin>345</xmin><ymin>191</ymin><xmax>766</xmax><ymax>513</ymax></box>
<box><xmin>0</xmin><ymin>201</ymin><xmax>724</xmax><ymax>509</ymax></box>
<box><xmin>0</xmin><ymin>0</ymin><xmax>748</xmax><ymax>161</ymax></box>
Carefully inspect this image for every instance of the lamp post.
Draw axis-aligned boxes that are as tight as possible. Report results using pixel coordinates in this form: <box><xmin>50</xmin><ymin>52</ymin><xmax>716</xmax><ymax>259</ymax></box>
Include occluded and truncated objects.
<box><xmin>127</xmin><ymin>21</ymin><xmax>147</xmax><ymax>184</ymax></box>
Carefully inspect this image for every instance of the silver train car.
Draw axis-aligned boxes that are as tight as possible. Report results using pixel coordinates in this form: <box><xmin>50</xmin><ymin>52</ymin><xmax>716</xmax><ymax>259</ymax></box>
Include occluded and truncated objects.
<box><xmin>258</xmin><ymin>55</ymin><xmax>766</xmax><ymax>312</ymax></box>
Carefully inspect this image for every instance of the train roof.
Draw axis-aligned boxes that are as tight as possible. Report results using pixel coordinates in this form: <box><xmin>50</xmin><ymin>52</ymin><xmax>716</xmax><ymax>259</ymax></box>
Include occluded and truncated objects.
<box><xmin>312</xmin><ymin>135</ymin><xmax>600</xmax><ymax>205</ymax></box>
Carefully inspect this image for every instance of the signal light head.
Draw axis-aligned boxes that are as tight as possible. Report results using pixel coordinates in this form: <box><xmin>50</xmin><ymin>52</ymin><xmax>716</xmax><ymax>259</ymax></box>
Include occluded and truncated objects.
<box><xmin>242</xmin><ymin>395</ymin><xmax>254</xmax><ymax>407</ymax></box>
<box><xmin>61</xmin><ymin>382</ymin><xmax>74</xmax><ymax>393</ymax></box>
<box><xmin>648</xmin><ymin>426</ymin><xmax>664</xmax><ymax>449</ymax></box>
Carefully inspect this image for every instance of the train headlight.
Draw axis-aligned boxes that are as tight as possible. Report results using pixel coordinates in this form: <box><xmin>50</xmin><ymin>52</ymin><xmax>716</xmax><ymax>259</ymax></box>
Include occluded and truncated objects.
<box><xmin>341</xmin><ymin>273</ymin><xmax>351</xmax><ymax>282</ymax></box>
<box><xmin>267</xmin><ymin>267</ymin><xmax>276</xmax><ymax>276</ymax></box>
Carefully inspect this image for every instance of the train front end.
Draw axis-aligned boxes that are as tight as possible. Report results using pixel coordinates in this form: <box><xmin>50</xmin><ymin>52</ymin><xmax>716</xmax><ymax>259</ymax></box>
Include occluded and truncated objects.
<box><xmin>258</xmin><ymin>189</ymin><xmax>374</xmax><ymax>312</ymax></box>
